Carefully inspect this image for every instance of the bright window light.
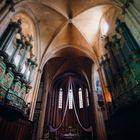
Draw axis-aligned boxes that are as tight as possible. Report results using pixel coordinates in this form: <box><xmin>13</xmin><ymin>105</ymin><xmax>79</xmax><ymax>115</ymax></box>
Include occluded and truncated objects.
<box><xmin>101</xmin><ymin>19</ymin><xmax>109</xmax><ymax>35</ymax></box>
<box><xmin>68</xmin><ymin>89</ymin><xmax>73</xmax><ymax>109</ymax></box>
<box><xmin>86</xmin><ymin>88</ymin><xmax>90</xmax><ymax>107</ymax></box>
<box><xmin>58</xmin><ymin>88</ymin><xmax>63</xmax><ymax>109</ymax></box>
<box><xmin>79</xmin><ymin>88</ymin><xmax>83</xmax><ymax>109</ymax></box>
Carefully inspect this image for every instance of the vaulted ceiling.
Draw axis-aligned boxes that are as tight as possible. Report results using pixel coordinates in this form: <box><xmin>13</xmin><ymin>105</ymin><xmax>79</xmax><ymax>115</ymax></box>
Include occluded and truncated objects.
<box><xmin>11</xmin><ymin>0</ymin><xmax>122</xmax><ymax>103</ymax></box>
<box><xmin>16</xmin><ymin>0</ymin><xmax>121</xmax><ymax>66</ymax></box>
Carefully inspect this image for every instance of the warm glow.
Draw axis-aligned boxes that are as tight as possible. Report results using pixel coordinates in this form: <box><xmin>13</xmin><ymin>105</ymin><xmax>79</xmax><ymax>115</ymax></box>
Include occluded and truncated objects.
<box><xmin>105</xmin><ymin>89</ymin><xmax>112</xmax><ymax>103</ymax></box>
<box><xmin>72</xmin><ymin>6</ymin><xmax>107</xmax><ymax>45</ymax></box>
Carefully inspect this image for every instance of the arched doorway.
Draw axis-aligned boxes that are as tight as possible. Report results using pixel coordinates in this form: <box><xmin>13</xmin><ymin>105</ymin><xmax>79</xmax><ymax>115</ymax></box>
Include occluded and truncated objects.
<box><xmin>45</xmin><ymin>72</ymin><xmax>93</xmax><ymax>139</ymax></box>
<box><xmin>35</xmin><ymin>47</ymin><xmax>106</xmax><ymax>140</ymax></box>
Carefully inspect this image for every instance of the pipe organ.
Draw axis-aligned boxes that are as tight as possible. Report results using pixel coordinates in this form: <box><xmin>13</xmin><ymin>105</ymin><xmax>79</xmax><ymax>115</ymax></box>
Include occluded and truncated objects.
<box><xmin>100</xmin><ymin>19</ymin><xmax>140</xmax><ymax>114</ymax></box>
<box><xmin>0</xmin><ymin>19</ymin><xmax>37</xmax><ymax>116</ymax></box>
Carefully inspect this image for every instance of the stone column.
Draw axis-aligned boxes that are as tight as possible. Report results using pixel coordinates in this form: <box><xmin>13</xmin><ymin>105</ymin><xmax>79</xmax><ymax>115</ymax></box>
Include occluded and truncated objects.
<box><xmin>36</xmin><ymin>69</ymin><xmax>50</xmax><ymax>140</ymax></box>
<box><xmin>98</xmin><ymin>67</ymin><xmax>109</xmax><ymax>120</ymax></box>
<box><xmin>29</xmin><ymin>68</ymin><xmax>42</xmax><ymax>120</ymax></box>
<box><xmin>91</xmin><ymin>65</ymin><xmax>107</xmax><ymax>140</ymax></box>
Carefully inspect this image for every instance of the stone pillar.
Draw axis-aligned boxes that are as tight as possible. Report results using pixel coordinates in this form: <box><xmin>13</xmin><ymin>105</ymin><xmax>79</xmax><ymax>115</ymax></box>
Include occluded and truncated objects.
<box><xmin>29</xmin><ymin>68</ymin><xmax>42</xmax><ymax>120</ymax></box>
<box><xmin>98</xmin><ymin>67</ymin><xmax>110</xmax><ymax>120</ymax></box>
<box><xmin>36</xmin><ymin>69</ymin><xmax>49</xmax><ymax>140</ymax></box>
<box><xmin>91</xmin><ymin>65</ymin><xmax>107</xmax><ymax>140</ymax></box>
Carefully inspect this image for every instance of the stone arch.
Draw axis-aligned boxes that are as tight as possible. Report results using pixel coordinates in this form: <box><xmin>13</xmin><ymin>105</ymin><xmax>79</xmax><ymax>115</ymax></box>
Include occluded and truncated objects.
<box><xmin>40</xmin><ymin>44</ymin><xmax>98</xmax><ymax>70</ymax></box>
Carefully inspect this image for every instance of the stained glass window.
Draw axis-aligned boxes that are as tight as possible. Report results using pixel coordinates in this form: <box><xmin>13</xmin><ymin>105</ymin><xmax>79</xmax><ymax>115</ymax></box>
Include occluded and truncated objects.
<box><xmin>58</xmin><ymin>88</ymin><xmax>63</xmax><ymax>109</ymax></box>
<box><xmin>79</xmin><ymin>88</ymin><xmax>83</xmax><ymax>108</ymax></box>
<box><xmin>68</xmin><ymin>89</ymin><xmax>73</xmax><ymax>109</ymax></box>
<box><xmin>86</xmin><ymin>88</ymin><xmax>89</xmax><ymax>107</ymax></box>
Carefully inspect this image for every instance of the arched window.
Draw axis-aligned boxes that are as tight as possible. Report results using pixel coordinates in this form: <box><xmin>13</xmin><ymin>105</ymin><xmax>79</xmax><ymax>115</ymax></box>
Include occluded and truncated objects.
<box><xmin>58</xmin><ymin>88</ymin><xmax>63</xmax><ymax>109</ymax></box>
<box><xmin>86</xmin><ymin>88</ymin><xmax>89</xmax><ymax>107</ymax></box>
<box><xmin>79</xmin><ymin>88</ymin><xmax>83</xmax><ymax>108</ymax></box>
<box><xmin>68</xmin><ymin>89</ymin><xmax>73</xmax><ymax>109</ymax></box>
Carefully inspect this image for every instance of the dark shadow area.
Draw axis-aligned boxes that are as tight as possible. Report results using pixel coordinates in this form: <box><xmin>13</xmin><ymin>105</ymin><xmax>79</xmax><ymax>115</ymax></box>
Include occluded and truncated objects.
<box><xmin>106</xmin><ymin>100</ymin><xmax>140</xmax><ymax>140</ymax></box>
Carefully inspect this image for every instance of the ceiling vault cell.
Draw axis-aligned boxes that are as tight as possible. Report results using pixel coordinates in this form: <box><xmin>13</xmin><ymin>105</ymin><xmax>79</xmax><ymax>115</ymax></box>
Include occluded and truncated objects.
<box><xmin>72</xmin><ymin>5</ymin><xmax>108</xmax><ymax>46</ymax></box>
<box><xmin>34</xmin><ymin>0</ymin><xmax>68</xmax><ymax>19</ymax></box>
<box><xmin>40</xmin><ymin>21</ymin><xmax>68</xmax><ymax>62</ymax></box>
<box><xmin>71</xmin><ymin>1</ymin><xmax>120</xmax><ymax>18</ymax></box>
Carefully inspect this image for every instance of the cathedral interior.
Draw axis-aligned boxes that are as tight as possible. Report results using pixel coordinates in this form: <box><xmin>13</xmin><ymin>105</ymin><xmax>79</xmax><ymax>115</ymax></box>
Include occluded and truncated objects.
<box><xmin>0</xmin><ymin>0</ymin><xmax>140</xmax><ymax>140</ymax></box>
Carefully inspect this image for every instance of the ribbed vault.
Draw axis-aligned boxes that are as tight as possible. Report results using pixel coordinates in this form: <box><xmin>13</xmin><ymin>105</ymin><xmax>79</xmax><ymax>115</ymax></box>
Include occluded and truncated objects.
<box><xmin>16</xmin><ymin>0</ymin><xmax>121</xmax><ymax>67</ymax></box>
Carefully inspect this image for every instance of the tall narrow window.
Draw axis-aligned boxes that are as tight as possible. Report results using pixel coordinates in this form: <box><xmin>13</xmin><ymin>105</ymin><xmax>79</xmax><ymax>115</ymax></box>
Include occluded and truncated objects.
<box><xmin>79</xmin><ymin>88</ymin><xmax>83</xmax><ymax>108</ymax></box>
<box><xmin>58</xmin><ymin>88</ymin><xmax>63</xmax><ymax>109</ymax></box>
<box><xmin>96</xmin><ymin>79</ymin><xmax>102</xmax><ymax>94</ymax></box>
<box><xmin>86</xmin><ymin>88</ymin><xmax>89</xmax><ymax>107</ymax></box>
<box><xmin>68</xmin><ymin>89</ymin><xmax>73</xmax><ymax>109</ymax></box>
